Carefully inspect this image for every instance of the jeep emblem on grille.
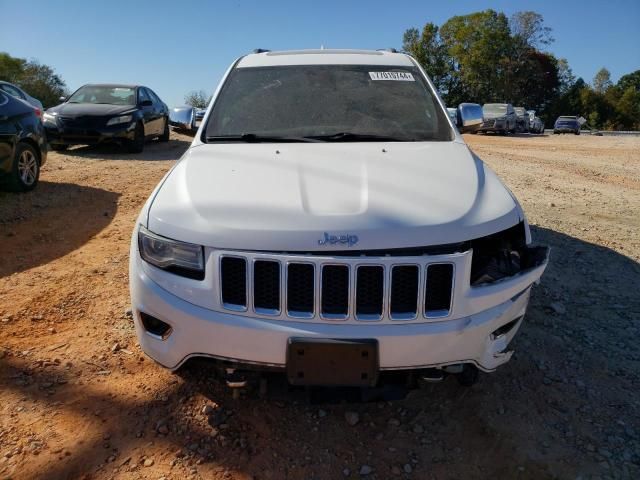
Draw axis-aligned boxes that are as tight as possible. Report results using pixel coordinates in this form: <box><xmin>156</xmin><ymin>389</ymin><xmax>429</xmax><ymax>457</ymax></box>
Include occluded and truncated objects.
<box><xmin>318</xmin><ymin>232</ymin><xmax>359</xmax><ymax>247</ymax></box>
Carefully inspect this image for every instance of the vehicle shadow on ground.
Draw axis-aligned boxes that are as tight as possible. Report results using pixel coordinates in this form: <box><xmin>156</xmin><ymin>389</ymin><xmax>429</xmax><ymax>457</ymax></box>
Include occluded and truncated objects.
<box><xmin>471</xmin><ymin>132</ymin><xmax>549</xmax><ymax>138</ymax></box>
<box><xmin>0</xmin><ymin>181</ymin><xmax>120</xmax><ymax>277</ymax></box>
<box><xmin>510</xmin><ymin>132</ymin><xmax>548</xmax><ymax>138</ymax></box>
<box><xmin>59</xmin><ymin>135</ymin><xmax>191</xmax><ymax>161</ymax></box>
<box><xmin>1</xmin><ymin>225</ymin><xmax>638</xmax><ymax>479</ymax></box>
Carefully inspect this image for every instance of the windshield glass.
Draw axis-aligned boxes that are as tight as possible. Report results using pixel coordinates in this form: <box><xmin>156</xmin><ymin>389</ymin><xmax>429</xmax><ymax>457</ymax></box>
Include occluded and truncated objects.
<box><xmin>68</xmin><ymin>86</ymin><xmax>136</xmax><ymax>105</ymax></box>
<box><xmin>205</xmin><ymin>65</ymin><xmax>452</xmax><ymax>142</ymax></box>
<box><xmin>558</xmin><ymin>116</ymin><xmax>577</xmax><ymax>120</ymax></box>
<box><xmin>483</xmin><ymin>104</ymin><xmax>507</xmax><ymax>115</ymax></box>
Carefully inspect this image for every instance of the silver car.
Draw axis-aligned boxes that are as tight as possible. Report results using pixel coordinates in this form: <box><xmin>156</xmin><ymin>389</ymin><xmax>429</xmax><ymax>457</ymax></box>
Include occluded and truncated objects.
<box><xmin>169</xmin><ymin>105</ymin><xmax>206</xmax><ymax>132</ymax></box>
<box><xmin>0</xmin><ymin>81</ymin><xmax>44</xmax><ymax>115</ymax></box>
<box><xmin>479</xmin><ymin>103</ymin><xmax>517</xmax><ymax>134</ymax></box>
<box><xmin>527</xmin><ymin>110</ymin><xmax>544</xmax><ymax>134</ymax></box>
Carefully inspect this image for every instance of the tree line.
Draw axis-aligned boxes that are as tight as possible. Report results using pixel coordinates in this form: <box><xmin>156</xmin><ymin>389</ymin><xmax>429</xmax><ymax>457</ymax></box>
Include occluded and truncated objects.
<box><xmin>2</xmin><ymin>19</ymin><xmax>638</xmax><ymax>131</ymax></box>
<box><xmin>403</xmin><ymin>10</ymin><xmax>640</xmax><ymax>130</ymax></box>
<box><xmin>0</xmin><ymin>52</ymin><xmax>67</xmax><ymax>108</ymax></box>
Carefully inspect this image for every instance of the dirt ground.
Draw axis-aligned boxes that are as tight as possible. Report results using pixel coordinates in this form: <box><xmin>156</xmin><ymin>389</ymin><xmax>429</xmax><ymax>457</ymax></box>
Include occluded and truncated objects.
<box><xmin>1</xmin><ymin>132</ymin><xmax>638</xmax><ymax>480</ymax></box>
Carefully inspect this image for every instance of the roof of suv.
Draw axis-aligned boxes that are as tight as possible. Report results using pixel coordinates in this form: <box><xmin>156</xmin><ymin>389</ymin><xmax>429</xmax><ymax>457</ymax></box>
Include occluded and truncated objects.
<box><xmin>237</xmin><ymin>49</ymin><xmax>415</xmax><ymax>68</ymax></box>
<box><xmin>83</xmin><ymin>83</ymin><xmax>141</xmax><ymax>89</ymax></box>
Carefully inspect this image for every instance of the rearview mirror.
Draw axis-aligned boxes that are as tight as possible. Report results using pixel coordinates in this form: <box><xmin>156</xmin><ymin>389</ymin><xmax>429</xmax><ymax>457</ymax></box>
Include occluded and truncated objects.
<box><xmin>140</xmin><ymin>99</ymin><xmax>153</xmax><ymax>107</ymax></box>
<box><xmin>457</xmin><ymin>103</ymin><xmax>483</xmax><ymax>133</ymax></box>
<box><xmin>59</xmin><ymin>96</ymin><xmax>66</xmax><ymax>102</ymax></box>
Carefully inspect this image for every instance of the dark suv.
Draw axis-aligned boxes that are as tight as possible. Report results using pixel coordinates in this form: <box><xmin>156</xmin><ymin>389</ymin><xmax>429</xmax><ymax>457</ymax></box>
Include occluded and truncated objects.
<box><xmin>554</xmin><ymin>116</ymin><xmax>581</xmax><ymax>135</ymax></box>
<box><xmin>0</xmin><ymin>92</ymin><xmax>47</xmax><ymax>191</ymax></box>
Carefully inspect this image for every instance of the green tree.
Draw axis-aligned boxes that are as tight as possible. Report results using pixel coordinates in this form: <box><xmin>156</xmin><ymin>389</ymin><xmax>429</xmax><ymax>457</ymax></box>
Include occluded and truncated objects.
<box><xmin>439</xmin><ymin>9</ymin><xmax>513</xmax><ymax>102</ymax></box>
<box><xmin>617</xmin><ymin>70</ymin><xmax>640</xmax><ymax>92</ymax></box>
<box><xmin>615</xmin><ymin>86</ymin><xmax>640</xmax><ymax>129</ymax></box>
<box><xmin>556</xmin><ymin>58</ymin><xmax>575</xmax><ymax>94</ymax></box>
<box><xmin>184</xmin><ymin>90</ymin><xmax>209</xmax><ymax>108</ymax></box>
<box><xmin>20</xmin><ymin>61</ymin><xmax>66</xmax><ymax>107</ymax></box>
<box><xmin>0</xmin><ymin>52</ymin><xmax>26</xmax><ymax>83</ymax></box>
<box><xmin>592</xmin><ymin>67</ymin><xmax>612</xmax><ymax>94</ymax></box>
<box><xmin>0</xmin><ymin>52</ymin><xmax>67</xmax><ymax>108</ymax></box>
<box><xmin>402</xmin><ymin>24</ymin><xmax>454</xmax><ymax>97</ymax></box>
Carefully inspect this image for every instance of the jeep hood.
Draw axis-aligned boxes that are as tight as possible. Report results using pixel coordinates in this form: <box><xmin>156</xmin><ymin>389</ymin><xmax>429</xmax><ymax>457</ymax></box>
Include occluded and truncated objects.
<box><xmin>147</xmin><ymin>142</ymin><xmax>521</xmax><ymax>251</ymax></box>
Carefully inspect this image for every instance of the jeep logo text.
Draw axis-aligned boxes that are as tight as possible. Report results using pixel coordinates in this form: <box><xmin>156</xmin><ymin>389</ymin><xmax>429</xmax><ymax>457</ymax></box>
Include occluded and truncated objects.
<box><xmin>317</xmin><ymin>232</ymin><xmax>359</xmax><ymax>247</ymax></box>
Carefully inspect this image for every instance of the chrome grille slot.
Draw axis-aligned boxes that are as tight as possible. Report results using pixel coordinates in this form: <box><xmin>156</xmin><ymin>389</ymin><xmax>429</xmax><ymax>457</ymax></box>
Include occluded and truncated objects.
<box><xmin>390</xmin><ymin>265</ymin><xmax>419</xmax><ymax>319</ymax></box>
<box><xmin>321</xmin><ymin>265</ymin><xmax>349</xmax><ymax>319</ymax></box>
<box><xmin>253</xmin><ymin>260</ymin><xmax>280</xmax><ymax>314</ymax></box>
<box><xmin>220</xmin><ymin>256</ymin><xmax>247</xmax><ymax>310</ymax></box>
<box><xmin>425</xmin><ymin>263</ymin><xmax>454</xmax><ymax>317</ymax></box>
<box><xmin>356</xmin><ymin>266</ymin><xmax>384</xmax><ymax>320</ymax></box>
<box><xmin>287</xmin><ymin>263</ymin><xmax>315</xmax><ymax>317</ymax></box>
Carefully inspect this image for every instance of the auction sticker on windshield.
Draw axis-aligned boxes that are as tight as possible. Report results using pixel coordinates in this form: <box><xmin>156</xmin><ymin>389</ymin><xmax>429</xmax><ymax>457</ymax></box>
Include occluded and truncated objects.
<box><xmin>369</xmin><ymin>71</ymin><xmax>415</xmax><ymax>81</ymax></box>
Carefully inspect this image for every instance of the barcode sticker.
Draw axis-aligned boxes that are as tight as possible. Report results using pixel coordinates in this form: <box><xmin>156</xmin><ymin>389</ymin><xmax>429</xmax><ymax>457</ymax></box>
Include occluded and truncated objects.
<box><xmin>369</xmin><ymin>71</ymin><xmax>415</xmax><ymax>81</ymax></box>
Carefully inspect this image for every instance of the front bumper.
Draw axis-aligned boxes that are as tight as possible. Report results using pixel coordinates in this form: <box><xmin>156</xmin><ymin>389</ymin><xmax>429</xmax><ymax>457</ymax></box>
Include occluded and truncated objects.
<box><xmin>554</xmin><ymin>127</ymin><xmax>578</xmax><ymax>133</ymax></box>
<box><xmin>130</xmin><ymin>246</ymin><xmax>548</xmax><ymax>374</ymax></box>
<box><xmin>44</xmin><ymin>122</ymin><xmax>136</xmax><ymax>146</ymax></box>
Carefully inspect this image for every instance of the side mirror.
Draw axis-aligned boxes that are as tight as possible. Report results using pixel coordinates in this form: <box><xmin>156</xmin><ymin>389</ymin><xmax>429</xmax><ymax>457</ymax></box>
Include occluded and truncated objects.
<box><xmin>457</xmin><ymin>103</ymin><xmax>483</xmax><ymax>133</ymax></box>
<box><xmin>140</xmin><ymin>99</ymin><xmax>153</xmax><ymax>107</ymax></box>
<box><xmin>59</xmin><ymin>96</ymin><xmax>66</xmax><ymax>102</ymax></box>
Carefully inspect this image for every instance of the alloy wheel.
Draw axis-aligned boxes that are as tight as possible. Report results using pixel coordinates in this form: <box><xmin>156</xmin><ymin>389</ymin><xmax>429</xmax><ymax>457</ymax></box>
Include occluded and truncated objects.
<box><xmin>18</xmin><ymin>149</ymin><xmax>38</xmax><ymax>186</ymax></box>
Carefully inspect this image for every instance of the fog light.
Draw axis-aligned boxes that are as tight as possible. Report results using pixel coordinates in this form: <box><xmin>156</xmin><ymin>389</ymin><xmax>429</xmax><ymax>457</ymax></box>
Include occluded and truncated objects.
<box><xmin>140</xmin><ymin>312</ymin><xmax>172</xmax><ymax>340</ymax></box>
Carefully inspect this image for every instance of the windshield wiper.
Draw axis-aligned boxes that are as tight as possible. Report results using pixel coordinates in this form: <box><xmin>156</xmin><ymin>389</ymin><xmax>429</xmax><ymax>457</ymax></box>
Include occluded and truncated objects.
<box><xmin>206</xmin><ymin>133</ymin><xmax>321</xmax><ymax>143</ymax></box>
<box><xmin>307</xmin><ymin>132</ymin><xmax>412</xmax><ymax>142</ymax></box>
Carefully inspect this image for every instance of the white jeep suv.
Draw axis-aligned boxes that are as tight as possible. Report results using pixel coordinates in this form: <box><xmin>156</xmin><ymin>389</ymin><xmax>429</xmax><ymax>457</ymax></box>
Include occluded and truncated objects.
<box><xmin>130</xmin><ymin>49</ymin><xmax>548</xmax><ymax>387</ymax></box>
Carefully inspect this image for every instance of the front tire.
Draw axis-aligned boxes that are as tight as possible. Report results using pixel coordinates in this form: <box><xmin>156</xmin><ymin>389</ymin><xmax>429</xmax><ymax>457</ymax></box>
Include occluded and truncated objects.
<box><xmin>127</xmin><ymin>122</ymin><xmax>145</xmax><ymax>153</ymax></box>
<box><xmin>159</xmin><ymin>117</ymin><xmax>170</xmax><ymax>142</ymax></box>
<box><xmin>7</xmin><ymin>143</ymin><xmax>40</xmax><ymax>192</ymax></box>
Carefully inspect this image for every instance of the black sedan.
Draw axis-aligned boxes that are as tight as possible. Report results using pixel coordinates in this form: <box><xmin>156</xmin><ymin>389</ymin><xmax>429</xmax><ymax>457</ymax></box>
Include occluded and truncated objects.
<box><xmin>0</xmin><ymin>92</ymin><xmax>47</xmax><ymax>191</ymax></box>
<box><xmin>43</xmin><ymin>84</ymin><xmax>170</xmax><ymax>153</ymax></box>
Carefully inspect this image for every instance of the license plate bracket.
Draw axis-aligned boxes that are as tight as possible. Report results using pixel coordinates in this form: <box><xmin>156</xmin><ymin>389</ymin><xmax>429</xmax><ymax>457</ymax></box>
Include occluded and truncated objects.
<box><xmin>286</xmin><ymin>338</ymin><xmax>379</xmax><ymax>387</ymax></box>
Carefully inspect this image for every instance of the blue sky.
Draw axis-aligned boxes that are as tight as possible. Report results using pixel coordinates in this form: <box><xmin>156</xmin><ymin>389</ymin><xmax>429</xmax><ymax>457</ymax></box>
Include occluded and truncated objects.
<box><xmin>2</xmin><ymin>0</ymin><xmax>639</xmax><ymax>107</ymax></box>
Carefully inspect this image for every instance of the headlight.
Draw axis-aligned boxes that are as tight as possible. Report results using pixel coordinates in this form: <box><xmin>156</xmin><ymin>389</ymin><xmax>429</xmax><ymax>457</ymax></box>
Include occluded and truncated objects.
<box><xmin>43</xmin><ymin>112</ymin><xmax>57</xmax><ymax>125</ymax></box>
<box><xmin>106</xmin><ymin>114</ymin><xmax>133</xmax><ymax>126</ymax></box>
<box><xmin>470</xmin><ymin>222</ymin><xmax>549</xmax><ymax>286</ymax></box>
<box><xmin>138</xmin><ymin>225</ymin><xmax>204</xmax><ymax>280</ymax></box>
<box><xmin>470</xmin><ymin>223</ymin><xmax>526</xmax><ymax>286</ymax></box>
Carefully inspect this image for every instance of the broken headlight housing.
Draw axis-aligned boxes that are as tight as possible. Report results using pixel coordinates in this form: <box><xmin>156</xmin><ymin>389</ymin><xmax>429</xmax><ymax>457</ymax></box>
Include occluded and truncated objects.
<box><xmin>470</xmin><ymin>222</ymin><xmax>547</xmax><ymax>286</ymax></box>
